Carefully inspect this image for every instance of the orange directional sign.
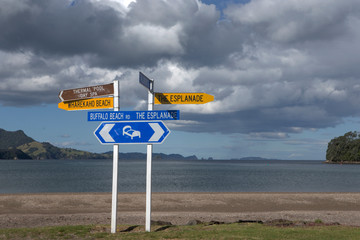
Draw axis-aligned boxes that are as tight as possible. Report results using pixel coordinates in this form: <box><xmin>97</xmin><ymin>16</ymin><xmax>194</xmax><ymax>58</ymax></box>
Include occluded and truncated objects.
<box><xmin>58</xmin><ymin>97</ymin><xmax>114</xmax><ymax>111</ymax></box>
<box><xmin>154</xmin><ymin>93</ymin><xmax>214</xmax><ymax>104</ymax></box>
<box><xmin>59</xmin><ymin>83</ymin><xmax>114</xmax><ymax>102</ymax></box>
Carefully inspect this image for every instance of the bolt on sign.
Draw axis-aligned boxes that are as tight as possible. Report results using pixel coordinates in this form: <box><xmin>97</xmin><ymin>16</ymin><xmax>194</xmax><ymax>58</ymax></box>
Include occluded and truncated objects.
<box><xmin>154</xmin><ymin>93</ymin><xmax>214</xmax><ymax>104</ymax></box>
<box><xmin>59</xmin><ymin>83</ymin><xmax>114</xmax><ymax>102</ymax></box>
<box><xmin>58</xmin><ymin>97</ymin><xmax>114</xmax><ymax>111</ymax></box>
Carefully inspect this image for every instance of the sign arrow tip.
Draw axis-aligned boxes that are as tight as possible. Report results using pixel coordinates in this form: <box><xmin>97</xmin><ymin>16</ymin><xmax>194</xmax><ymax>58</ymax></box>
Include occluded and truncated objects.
<box><xmin>58</xmin><ymin>91</ymin><xmax>64</xmax><ymax>102</ymax></box>
<box><xmin>148</xmin><ymin>123</ymin><xmax>165</xmax><ymax>142</ymax></box>
<box><xmin>99</xmin><ymin>124</ymin><xmax>115</xmax><ymax>143</ymax></box>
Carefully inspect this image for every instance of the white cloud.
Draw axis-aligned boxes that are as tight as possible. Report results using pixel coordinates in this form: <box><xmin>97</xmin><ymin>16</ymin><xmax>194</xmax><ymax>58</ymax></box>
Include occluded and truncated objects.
<box><xmin>123</xmin><ymin>23</ymin><xmax>184</xmax><ymax>55</ymax></box>
<box><xmin>90</xmin><ymin>0</ymin><xmax>135</xmax><ymax>13</ymax></box>
<box><xmin>249</xmin><ymin>132</ymin><xmax>289</xmax><ymax>139</ymax></box>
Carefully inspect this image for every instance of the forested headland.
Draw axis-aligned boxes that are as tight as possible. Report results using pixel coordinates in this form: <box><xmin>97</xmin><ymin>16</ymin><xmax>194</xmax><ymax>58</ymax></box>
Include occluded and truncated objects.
<box><xmin>326</xmin><ymin>131</ymin><xmax>360</xmax><ymax>164</ymax></box>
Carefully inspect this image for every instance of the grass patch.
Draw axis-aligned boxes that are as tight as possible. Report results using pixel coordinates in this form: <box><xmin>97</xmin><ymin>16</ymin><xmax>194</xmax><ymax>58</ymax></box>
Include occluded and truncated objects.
<box><xmin>0</xmin><ymin>223</ymin><xmax>359</xmax><ymax>240</ymax></box>
<box><xmin>314</xmin><ymin>218</ymin><xmax>323</xmax><ymax>224</ymax></box>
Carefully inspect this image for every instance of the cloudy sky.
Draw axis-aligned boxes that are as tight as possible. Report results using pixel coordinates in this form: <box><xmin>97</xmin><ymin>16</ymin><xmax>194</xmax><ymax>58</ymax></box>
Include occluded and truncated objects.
<box><xmin>1</xmin><ymin>0</ymin><xmax>360</xmax><ymax>160</ymax></box>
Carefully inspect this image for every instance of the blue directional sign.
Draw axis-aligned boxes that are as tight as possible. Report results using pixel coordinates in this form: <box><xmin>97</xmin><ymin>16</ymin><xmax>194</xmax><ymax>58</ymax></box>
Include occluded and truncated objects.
<box><xmin>88</xmin><ymin>110</ymin><xmax>179</xmax><ymax>121</ymax></box>
<box><xmin>94</xmin><ymin>121</ymin><xmax>170</xmax><ymax>144</ymax></box>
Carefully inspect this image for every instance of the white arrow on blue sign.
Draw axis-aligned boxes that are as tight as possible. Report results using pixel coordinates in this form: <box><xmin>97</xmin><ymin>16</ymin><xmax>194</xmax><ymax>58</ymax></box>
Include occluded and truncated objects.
<box><xmin>94</xmin><ymin>121</ymin><xmax>170</xmax><ymax>144</ymax></box>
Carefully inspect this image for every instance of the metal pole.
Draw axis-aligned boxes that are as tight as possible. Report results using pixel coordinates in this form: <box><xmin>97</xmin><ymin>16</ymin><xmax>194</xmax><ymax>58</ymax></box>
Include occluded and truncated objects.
<box><xmin>145</xmin><ymin>80</ymin><xmax>154</xmax><ymax>232</ymax></box>
<box><xmin>111</xmin><ymin>80</ymin><xmax>120</xmax><ymax>234</ymax></box>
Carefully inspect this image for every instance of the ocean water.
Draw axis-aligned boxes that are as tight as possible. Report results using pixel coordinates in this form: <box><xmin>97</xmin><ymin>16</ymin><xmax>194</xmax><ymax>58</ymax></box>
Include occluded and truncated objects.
<box><xmin>0</xmin><ymin>159</ymin><xmax>359</xmax><ymax>193</ymax></box>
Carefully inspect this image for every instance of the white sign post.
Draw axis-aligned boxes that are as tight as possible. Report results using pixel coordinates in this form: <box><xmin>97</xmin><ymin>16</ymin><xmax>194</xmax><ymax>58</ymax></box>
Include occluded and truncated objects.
<box><xmin>139</xmin><ymin>72</ymin><xmax>154</xmax><ymax>232</ymax></box>
<box><xmin>111</xmin><ymin>80</ymin><xmax>120</xmax><ymax>234</ymax></box>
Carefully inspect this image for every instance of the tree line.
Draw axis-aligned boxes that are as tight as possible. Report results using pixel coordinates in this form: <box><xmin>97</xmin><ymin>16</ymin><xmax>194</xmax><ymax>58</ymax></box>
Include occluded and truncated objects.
<box><xmin>326</xmin><ymin>131</ymin><xmax>360</xmax><ymax>163</ymax></box>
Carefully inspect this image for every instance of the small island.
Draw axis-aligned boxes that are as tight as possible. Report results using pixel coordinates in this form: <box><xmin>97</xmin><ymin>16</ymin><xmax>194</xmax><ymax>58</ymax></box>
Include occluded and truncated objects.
<box><xmin>326</xmin><ymin>131</ymin><xmax>360</xmax><ymax>164</ymax></box>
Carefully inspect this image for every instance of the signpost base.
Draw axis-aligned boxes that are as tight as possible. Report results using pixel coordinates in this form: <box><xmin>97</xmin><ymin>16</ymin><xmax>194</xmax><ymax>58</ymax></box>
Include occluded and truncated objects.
<box><xmin>145</xmin><ymin>144</ymin><xmax>152</xmax><ymax>232</ymax></box>
<box><xmin>111</xmin><ymin>144</ymin><xmax>119</xmax><ymax>234</ymax></box>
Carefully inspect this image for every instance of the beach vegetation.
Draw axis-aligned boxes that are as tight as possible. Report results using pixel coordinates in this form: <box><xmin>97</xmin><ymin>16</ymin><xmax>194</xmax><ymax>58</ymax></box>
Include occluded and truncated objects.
<box><xmin>314</xmin><ymin>219</ymin><xmax>323</xmax><ymax>224</ymax></box>
<box><xmin>0</xmin><ymin>223</ymin><xmax>359</xmax><ymax>240</ymax></box>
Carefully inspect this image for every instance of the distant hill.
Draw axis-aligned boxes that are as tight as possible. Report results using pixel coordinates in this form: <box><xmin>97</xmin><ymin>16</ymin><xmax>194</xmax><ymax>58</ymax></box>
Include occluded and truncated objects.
<box><xmin>0</xmin><ymin>128</ymin><xmax>198</xmax><ymax>160</ymax></box>
<box><xmin>239</xmin><ymin>157</ymin><xmax>271</xmax><ymax>160</ymax></box>
<box><xmin>0</xmin><ymin>129</ymin><xmax>34</xmax><ymax>149</ymax></box>
<box><xmin>17</xmin><ymin>141</ymin><xmax>109</xmax><ymax>160</ymax></box>
<box><xmin>0</xmin><ymin>128</ymin><xmax>109</xmax><ymax>160</ymax></box>
<box><xmin>0</xmin><ymin>149</ymin><xmax>32</xmax><ymax>160</ymax></box>
<box><xmin>226</xmin><ymin>157</ymin><xmax>279</xmax><ymax>161</ymax></box>
<box><xmin>107</xmin><ymin>152</ymin><xmax>198</xmax><ymax>160</ymax></box>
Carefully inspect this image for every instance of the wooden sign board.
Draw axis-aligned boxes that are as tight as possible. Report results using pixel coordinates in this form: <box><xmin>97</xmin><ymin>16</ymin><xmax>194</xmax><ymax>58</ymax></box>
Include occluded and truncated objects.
<box><xmin>154</xmin><ymin>93</ymin><xmax>214</xmax><ymax>104</ymax></box>
<box><xmin>59</xmin><ymin>83</ymin><xmax>114</xmax><ymax>102</ymax></box>
<box><xmin>58</xmin><ymin>97</ymin><xmax>113</xmax><ymax>111</ymax></box>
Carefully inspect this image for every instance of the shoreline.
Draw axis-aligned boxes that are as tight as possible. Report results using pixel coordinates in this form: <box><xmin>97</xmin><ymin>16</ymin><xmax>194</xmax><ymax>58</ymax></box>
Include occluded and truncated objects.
<box><xmin>324</xmin><ymin>160</ymin><xmax>360</xmax><ymax>164</ymax></box>
<box><xmin>1</xmin><ymin>192</ymin><xmax>360</xmax><ymax>229</ymax></box>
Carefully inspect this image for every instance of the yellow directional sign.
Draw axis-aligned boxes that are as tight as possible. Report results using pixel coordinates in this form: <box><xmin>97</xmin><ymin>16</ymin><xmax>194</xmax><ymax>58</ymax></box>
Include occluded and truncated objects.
<box><xmin>58</xmin><ymin>97</ymin><xmax>113</xmax><ymax>111</ymax></box>
<box><xmin>154</xmin><ymin>93</ymin><xmax>214</xmax><ymax>104</ymax></box>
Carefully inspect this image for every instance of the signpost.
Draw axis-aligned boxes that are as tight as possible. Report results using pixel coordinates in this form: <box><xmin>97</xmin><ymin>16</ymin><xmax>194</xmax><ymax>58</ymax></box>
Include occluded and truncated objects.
<box><xmin>94</xmin><ymin>121</ymin><xmax>170</xmax><ymax>144</ymax></box>
<box><xmin>58</xmin><ymin>97</ymin><xmax>113</xmax><ymax>111</ymax></box>
<box><xmin>58</xmin><ymin>72</ymin><xmax>214</xmax><ymax>234</ymax></box>
<box><xmin>139</xmin><ymin>72</ymin><xmax>155</xmax><ymax>232</ymax></box>
<box><xmin>111</xmin><ymin>81</ymin><xmax>120</xmax><ymax>234</ymax></box>
<box><xmin>88</xmin><ymin>110</ymin><xmax>180</xmax><ymax>121</ymax></box>
<box><xmin>154</xmin><ymin>92</ymin><xmax>214</xmax><ymax>104</ymax></box>
<box><xmin>58</xmin><ymin>83</ymin><xmax>114</xmax><ymax>101</ymax></box>
<box><xmin>58</xmin><ymin>82</ymin><xmax>118</xmax><ymax>233</ymax></box>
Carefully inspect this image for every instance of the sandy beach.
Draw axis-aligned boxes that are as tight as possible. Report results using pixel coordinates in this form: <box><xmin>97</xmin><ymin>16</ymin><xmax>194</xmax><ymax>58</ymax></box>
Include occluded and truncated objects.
<box><xmin>0</xmin><ymin>192</ymin><xmax>360</xmax><ymax>229</ymax></box>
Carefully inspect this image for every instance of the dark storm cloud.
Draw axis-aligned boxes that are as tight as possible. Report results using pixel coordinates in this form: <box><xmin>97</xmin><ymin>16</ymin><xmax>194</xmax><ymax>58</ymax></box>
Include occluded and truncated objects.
<box><xmin>0</xmin><ymin>0</ymin><xmax>242</xmax><ymax>68</ymax></box>
<box><xmin>177</xmin><ymin>106</ymin><xmax>342</xmax><ymax>135</ymax></box>
<box><xmin>225</xmin><ymin>0</ymin><xmax>360</xmax><ymax>43</ymax></box>
<box><xmin>1</xmin><ymin>0</ymin><xmax>360</xmax><ymax>138</ymax></box>
<box><xmin>0</xmin><ymin>0</ymin><xmax>122</xmax><ymax>59</ymax></box>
